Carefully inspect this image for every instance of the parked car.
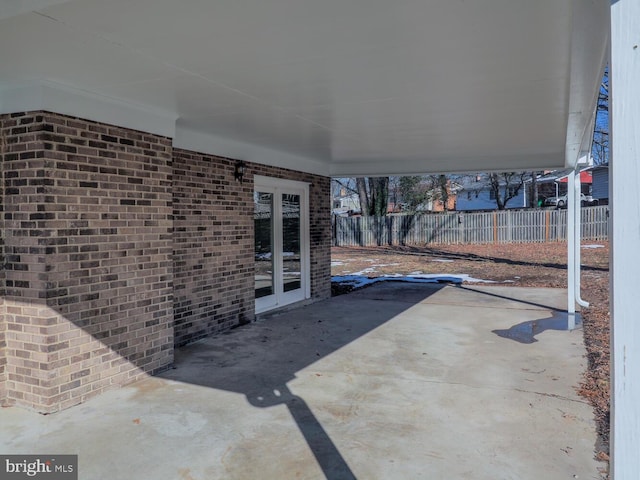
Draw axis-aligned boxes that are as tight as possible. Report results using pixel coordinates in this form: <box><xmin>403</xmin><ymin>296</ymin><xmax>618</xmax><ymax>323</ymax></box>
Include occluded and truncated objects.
<box><xmin>544</xmin><ymin>193</ymin><xmax>599</xmax><ymax>208</ymax></box>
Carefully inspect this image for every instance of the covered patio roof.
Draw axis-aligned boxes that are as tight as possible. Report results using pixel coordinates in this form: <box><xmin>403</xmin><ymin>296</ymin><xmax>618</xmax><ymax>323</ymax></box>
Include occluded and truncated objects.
<box><xmin>0</xmin><ymin>0</ymin><xmax>608</xmax><ymax>176</ymax></box>
<box><xmin>4</xmin><ymin>2</ymin><xmax>639</xmax><ymax>477</ymax></box>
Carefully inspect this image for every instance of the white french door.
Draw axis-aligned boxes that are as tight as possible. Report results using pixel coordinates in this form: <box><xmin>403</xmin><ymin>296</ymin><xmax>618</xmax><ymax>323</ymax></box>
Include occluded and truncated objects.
<box><xmin>254</xmin><ymin>176</ymin><xmax>310</xmax><ymax>313</ymax></box>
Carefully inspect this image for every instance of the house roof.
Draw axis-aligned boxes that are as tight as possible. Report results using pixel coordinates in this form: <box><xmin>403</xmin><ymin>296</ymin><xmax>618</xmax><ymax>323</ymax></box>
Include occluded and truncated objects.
<box><xmin>458</xmin><ymin>179</ymin><xmax>489</xmax><ymax>192</ymax></box>
<box><xmin>557</xmin><ymin>170</ymin><xmax>593</xmax><ymax>184</ymax></box>
<box><xmin>0</xmin><ymin>1</ymin><xmax>608</xmax><ymax>177</ymax></box>
<box><xmin>531</xmin><ymin>169</ymin><xmax>592</xmax><ymax>184</ymax></box>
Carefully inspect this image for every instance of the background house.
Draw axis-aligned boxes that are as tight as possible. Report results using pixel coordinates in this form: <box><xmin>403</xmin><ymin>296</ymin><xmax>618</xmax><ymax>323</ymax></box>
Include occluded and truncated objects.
<box><xmin>590</xmin><ymin>164</ymin><xmax>609</xmax><ymax>205</ymax></box>
<box><xmin>456</xmin><ymin>177</ymin><xmax>526</xmax><ymax>211</ymax></box>
<box><xmin>530</xmin><ymin>170</ymin><xmax>593</xmax><ymax>205</ymax></box>
<box><xmin>420</xmin><ymin>181</ymin><xmax>459</xmax><ymax>212</ymax></box>
<box><xmin>332</xmin><ymin>188</ymin><xmax>361</xmax><ymax>216</ymax></box>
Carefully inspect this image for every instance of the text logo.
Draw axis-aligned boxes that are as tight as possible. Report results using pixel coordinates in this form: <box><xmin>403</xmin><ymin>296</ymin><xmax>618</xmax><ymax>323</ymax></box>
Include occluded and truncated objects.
<box><xmin>0</xmin><ymin>456</ymin><xmax>77</xmax><ymax>480</ymax></box>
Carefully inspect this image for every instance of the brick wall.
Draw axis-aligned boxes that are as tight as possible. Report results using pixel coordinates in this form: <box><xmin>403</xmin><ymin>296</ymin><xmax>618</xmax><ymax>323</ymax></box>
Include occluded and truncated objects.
<box><xmin>0</xmin><ymin>112</ymin><xmax>174</xmax><ymax>412</ymax></box>
<box><xmin>0</xmin><ymin>111</ymin><xmax>332</xmax><ymax>412</ymax></box>
<box><xmin>0</xmin><ymin>116</ymin><xmax>6</xmax><ymax>403</ymax></box>
<box><xmin>0</xmin><ymin>302</ymin><xmax>4</xmax><ymax>404</ymax></box>
<box><xmin>172</xmin><ymin>149</ymin><xmax>255</xmax><ymax>346</ymax></box>
<box><xmin>172</xmin><ymin>153</ymin><xmax>332</xmax><ymax>346</ymax></box>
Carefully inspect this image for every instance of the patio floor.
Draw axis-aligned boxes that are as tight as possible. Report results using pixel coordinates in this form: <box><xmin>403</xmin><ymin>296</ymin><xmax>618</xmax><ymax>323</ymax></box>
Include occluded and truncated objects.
<box><xmin>0</xmin><ymin>283</ymin><xmax>600</xmax><ymax>479</ymax></box>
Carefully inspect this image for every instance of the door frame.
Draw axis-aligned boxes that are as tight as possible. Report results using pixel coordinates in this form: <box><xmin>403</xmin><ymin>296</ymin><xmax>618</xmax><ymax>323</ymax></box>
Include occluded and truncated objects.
<box><xmin>254</xmin><ymin>175</ymin><xmax>310</xmax><ymax>314</ymax></box>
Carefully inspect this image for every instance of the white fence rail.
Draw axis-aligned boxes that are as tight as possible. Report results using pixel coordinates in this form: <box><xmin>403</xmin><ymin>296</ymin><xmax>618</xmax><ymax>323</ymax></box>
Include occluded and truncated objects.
<box><xmin>333</xmin><ymin>206</ymin><xmax>609</xmax><ymax>246</ymax></box>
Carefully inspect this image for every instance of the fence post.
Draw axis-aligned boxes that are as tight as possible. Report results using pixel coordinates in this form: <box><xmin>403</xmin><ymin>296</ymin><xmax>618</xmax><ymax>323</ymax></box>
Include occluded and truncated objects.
<box><xmin>545</xmin><ymin>210</ymin><xmax>550</xmax><ymax>243</ymax></box>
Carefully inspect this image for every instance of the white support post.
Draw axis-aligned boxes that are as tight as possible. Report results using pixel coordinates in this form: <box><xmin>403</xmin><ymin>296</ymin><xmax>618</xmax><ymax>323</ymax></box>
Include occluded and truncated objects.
<box><xmin>610</xmin><ymin>0</ymin><xmax>640</xmax><ymax>477</ymax></box>
<box><xmin>574</xmin><ymin>169</ymin><xmax>581</xmax><ymax>294</ymax></box>
<box><xmin>566</xmin><ymin>169</ymin><xmax>576</xmax><ymax>316</ymax></box>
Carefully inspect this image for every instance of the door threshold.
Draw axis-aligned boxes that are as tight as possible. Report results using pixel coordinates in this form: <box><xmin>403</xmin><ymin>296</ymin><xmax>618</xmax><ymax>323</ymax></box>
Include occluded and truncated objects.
<box><xmin>256</xmin><ymin>297</ymin><xmax>320</xmax><ymax>319</ymax></box>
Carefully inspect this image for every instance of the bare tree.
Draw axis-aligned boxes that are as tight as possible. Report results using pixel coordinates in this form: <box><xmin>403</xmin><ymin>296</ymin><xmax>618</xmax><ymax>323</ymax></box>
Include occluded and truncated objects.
<box><xmin>397</xmin><ymin>176</ymin><xmax>429</xmax><ymax>212</ymax></box>
<box><xmin>356</xmin><ymin>177</ymin><xmax>389</xmax><ymax>216</ymax></box>
<box><xmin>592</xmin><ymin>66</ymin><xmax>609</xmax><ymax>165</ymax></box>
<box><xmin>337</xmin><ymin>174</ymin><xmax>454</xmax><ymax>216</ymax></box>
<box><xmin>331</xmin><ymin>177</ymin><xmax>357</xmax><ymax>196</ymax></box>
<box><xmin>530</xmin><ymin>172</ymin><xmax>540</xmax><ymax>208</ymax></box>
<box><xmin>394</xmin><ymin>174</ymin><xmax>456</xmax><ymax>212</ymax></box>
<box><xmin>486</xmin><ymin>172</ymin><xmax>530</xmax><ymax>210</ymax></box>
<box><xmin>435</xmin><ymin>174</ymin><xmax>451</xmax><ymax>211</ymax></box>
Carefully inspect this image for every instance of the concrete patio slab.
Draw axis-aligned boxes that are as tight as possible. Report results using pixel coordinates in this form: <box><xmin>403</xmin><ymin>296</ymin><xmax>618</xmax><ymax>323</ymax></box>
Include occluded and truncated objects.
<box><xmin>0</xmin><ymin>284</ymin><xmax>600</xmax><ymax>479</ymax></box>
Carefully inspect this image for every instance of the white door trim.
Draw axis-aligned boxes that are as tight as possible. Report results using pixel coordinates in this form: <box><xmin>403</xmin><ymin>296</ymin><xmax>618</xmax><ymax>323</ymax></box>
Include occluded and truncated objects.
<box><xmin>254</xmin><ymin>176</ymin><xmax>310</xmax><ymax>314</ymax></box>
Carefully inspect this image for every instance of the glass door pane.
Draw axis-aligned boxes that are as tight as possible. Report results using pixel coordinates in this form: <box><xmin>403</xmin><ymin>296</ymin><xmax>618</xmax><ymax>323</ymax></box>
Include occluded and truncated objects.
<box><xmin>254</xmin><ymin>192</ymin><xmax>274</xmax><ymax>299</ymax></box>
<box><xmin>282</xmin><ymin>194</ymin><xmax>301</xmax><ymax>293</ymax></box>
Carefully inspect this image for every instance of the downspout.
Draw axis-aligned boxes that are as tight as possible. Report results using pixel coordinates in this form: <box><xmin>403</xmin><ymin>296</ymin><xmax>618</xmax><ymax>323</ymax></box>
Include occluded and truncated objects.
<box><xmin>573</xmin><ymin>166</ymin><xmax>589</xmax><ymax>308</ymax></box>
<box><xmin>568</xmin><ymin>161</ymin><xmax>590</xmax><ymax>315</ymax></box>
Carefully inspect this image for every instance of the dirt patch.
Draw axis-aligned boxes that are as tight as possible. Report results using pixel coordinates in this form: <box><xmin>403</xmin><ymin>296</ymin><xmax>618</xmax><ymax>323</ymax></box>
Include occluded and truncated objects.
<box><xmin>332</xmin><ymin>241</ymin><xmax>610</xmax><ymax>477</ymax></box>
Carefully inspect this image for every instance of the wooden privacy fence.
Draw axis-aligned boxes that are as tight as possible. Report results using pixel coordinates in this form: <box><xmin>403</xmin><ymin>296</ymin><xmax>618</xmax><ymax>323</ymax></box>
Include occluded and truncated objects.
<box><xmin>333</xmin><ymin>205</ymin><xmax>609</xmax><ymax>246</ymax></box>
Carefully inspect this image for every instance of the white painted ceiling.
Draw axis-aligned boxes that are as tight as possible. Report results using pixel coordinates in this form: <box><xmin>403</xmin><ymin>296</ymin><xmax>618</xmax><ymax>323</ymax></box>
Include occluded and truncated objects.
<box><xmin>0</xmin><ymin>0</ymin><xmax>608</xmax><ymax>176</ymax></box>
